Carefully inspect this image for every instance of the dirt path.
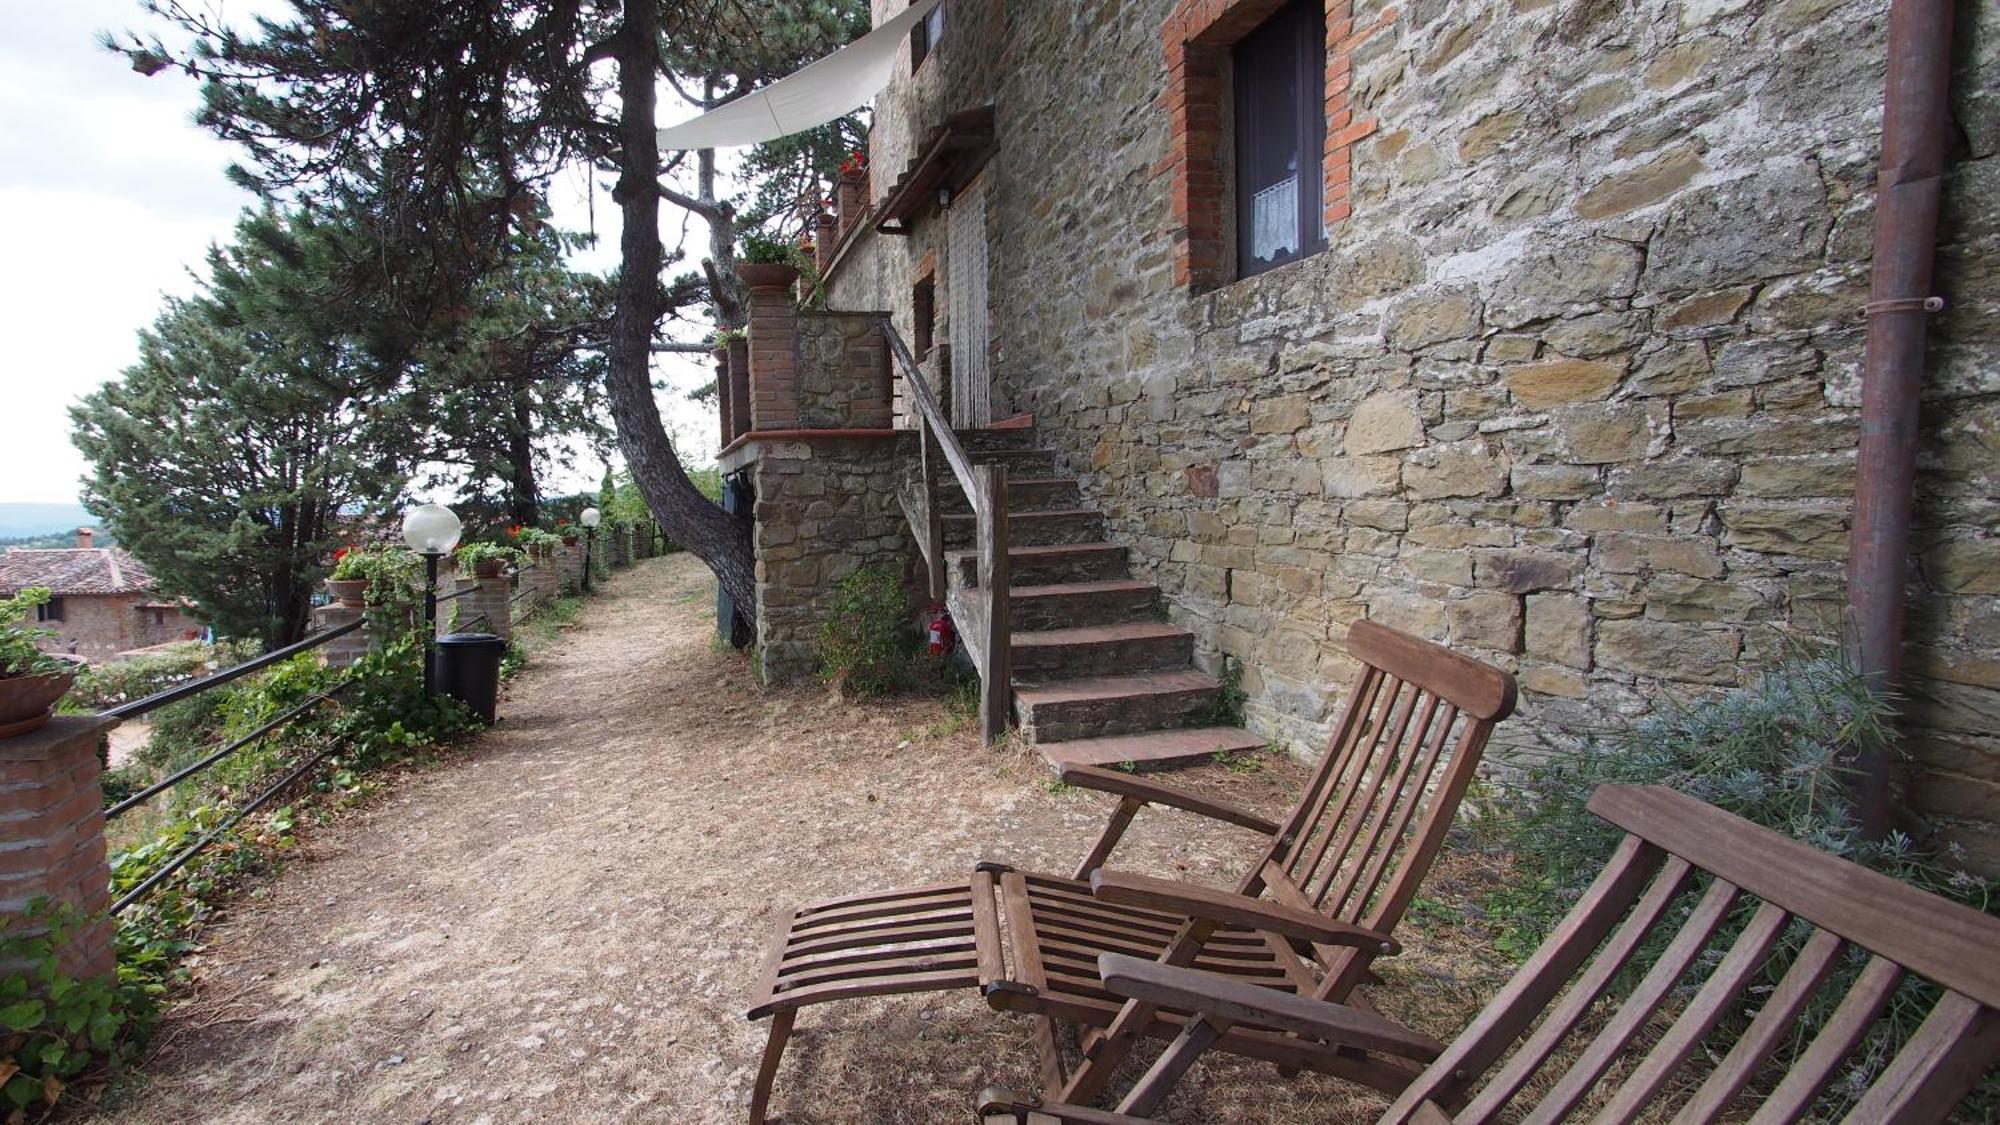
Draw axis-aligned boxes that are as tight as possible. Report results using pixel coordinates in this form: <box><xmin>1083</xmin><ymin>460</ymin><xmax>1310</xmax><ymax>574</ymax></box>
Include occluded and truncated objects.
<box><xmin>99</xmin><ymin>555</ymin><xmax>1496</xmax><ymax>1124</ymax></box>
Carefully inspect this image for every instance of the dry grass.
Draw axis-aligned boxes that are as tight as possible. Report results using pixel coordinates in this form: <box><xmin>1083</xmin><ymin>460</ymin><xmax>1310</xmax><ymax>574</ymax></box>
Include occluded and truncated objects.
<box><xmin>94</xmin><ymin>555</ymin><xmax>1519</xmax><ymax>1124</ymax></box>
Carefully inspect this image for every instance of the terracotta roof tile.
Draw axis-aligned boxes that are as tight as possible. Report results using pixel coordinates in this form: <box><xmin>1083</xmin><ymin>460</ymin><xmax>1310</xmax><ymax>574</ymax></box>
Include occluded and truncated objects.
<box><xmin>0</xmin><ymin>548</ymin><xmax>157</xmax><ymax>596</ymax></box>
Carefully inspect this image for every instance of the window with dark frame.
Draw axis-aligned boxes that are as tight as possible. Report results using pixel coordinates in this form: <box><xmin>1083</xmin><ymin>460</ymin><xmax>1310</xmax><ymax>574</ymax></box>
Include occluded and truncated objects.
<box><xmin>36</xmin><ymin>597</ymin><xmax>64</xmax><ymax>623</ymax></box>
<box><xmin>911</xmin><ymin>1</ymin><xmax>946</xmax><ymax>69</ymax></box>
<box><xmin>1233</xmin><ymin>0</ymin><xmax>1327</xmax><ymax>279</ymax></box>
<box><xmin>912</xmin><ymin>274</ymin><xmax>937</xmax><ymax>357</ymax></box>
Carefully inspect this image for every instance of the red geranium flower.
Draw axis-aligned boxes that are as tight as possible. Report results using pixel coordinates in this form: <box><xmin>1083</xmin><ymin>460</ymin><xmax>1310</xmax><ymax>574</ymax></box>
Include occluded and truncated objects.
<box><xmin>333</xmin><ymin>547</ymin><xmax>349</xmax><ymax>562</ymax></box>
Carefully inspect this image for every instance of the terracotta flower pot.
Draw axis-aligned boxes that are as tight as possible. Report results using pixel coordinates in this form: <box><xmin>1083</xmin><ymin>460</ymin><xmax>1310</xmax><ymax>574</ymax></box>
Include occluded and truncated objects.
<box><xmin>562</xmin><ymin>535</ymin><xmax>578</xmax><ymax>547</ymax></box>
<box><xmin>326</xmin><ymin>577</ymin><xmax>369</xmax><ymax>607</ymax></box>
<box><xmin>473</xmin><ymin>559</ymin><xmax>505</xmax><ymax>579</ymax></box>
<box><xmin>0</xmin><ymin>670</ymin><xmax>77</xmax><ymax>739</ymax></box>
<box><xmin>738</xmin><ymin>262</ymin><xmax>800</xmax><ymax>289</ymax></box>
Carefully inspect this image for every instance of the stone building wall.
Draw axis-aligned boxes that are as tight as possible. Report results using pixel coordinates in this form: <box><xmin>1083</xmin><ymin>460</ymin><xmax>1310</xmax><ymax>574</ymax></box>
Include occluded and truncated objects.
<box><xmin>825</xmin><ymin>0</ymin><xmax>2000</xmax><ymax>866</ymax></box>
<box><xmin>32</xmin><ymin>594</ymin><xmax>202</xmax><ymax>662</ymax></box>
<box><xmin>747</xmin><ymin>437</ymin><xmax>912</xmax><ymax>683</ymax></box>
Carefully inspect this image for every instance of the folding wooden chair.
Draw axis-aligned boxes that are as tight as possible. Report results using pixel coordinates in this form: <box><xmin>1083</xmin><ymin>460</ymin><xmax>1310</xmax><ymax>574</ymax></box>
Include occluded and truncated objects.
<box><xmin>978</xmin><ymin>784</ymin><xmax>2000</xmax><ymax>1123</ymax></box>
<box><xmin>747</xmin><ymin>621</ymin><xmax>1517</xmax><ymax>1121</ymax></box>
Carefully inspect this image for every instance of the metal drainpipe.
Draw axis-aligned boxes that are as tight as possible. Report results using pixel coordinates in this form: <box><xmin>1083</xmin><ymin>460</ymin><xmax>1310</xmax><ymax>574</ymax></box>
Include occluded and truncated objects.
<box><xmin>1846</xmin><ymin>0</ymin><xmax>1955</xmax><ymax>839</ymax></box>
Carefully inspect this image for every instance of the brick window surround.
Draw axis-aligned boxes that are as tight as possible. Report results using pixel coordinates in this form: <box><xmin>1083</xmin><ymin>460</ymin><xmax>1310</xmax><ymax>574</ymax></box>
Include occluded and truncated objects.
<box><xmin>1161</xmin><ymin>0</ymin><xmax>1396</xmax><ymax>291</ymax></box>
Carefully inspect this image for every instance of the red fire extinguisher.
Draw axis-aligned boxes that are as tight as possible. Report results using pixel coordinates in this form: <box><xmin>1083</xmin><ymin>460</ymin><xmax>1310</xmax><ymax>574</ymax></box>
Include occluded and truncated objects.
<box><xmin>924</xmin><ymin>602</ymin><xmax>957</xmax><ymax>657</ymax></box>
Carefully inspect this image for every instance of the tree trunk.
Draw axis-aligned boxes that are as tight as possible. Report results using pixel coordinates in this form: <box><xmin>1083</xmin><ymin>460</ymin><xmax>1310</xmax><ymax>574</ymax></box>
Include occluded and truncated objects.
<box><xmin>604</xmin><ymin>3</ymin><xmax>756</xmax><ymax>614</ymax></box>
<box><xmin>507</xmin><ymin>386</ymin><xmax>542</xmax><ymax>527</ymax></box>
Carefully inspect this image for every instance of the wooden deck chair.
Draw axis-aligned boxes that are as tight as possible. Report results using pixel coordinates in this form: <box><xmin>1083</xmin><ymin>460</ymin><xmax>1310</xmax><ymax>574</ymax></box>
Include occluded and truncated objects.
<box><xmin>746</xmin><ymin>621</ymin><xmax>1516</xmax><ymax>1120</ymax></box>
<box><xmin>977</xmin><ymin>785</ymin><xmax>2000</xmax><ymax>1124</ymax></box>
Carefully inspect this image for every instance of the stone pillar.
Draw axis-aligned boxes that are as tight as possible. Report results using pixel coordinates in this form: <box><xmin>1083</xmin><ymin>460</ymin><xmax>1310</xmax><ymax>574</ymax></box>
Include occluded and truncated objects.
<box><xmin>745</xmin><ymin>267</ymin><xmax>801</xmax><ymax>430</ymax></box>
<box><xmin>0</xmin><ymin>716</ymin><xmax>117</xmax><ymax>980</ymax></box>
<box><xmin>314</xmin><ymin>602</ymin><xmax>371</xmax><ymax>669</ymax></box>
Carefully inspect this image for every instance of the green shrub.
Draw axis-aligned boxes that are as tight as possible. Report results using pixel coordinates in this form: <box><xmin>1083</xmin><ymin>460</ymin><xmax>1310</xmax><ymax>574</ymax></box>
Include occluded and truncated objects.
<box><xmin>1488</xmin><ymin>653</ymin><xmax>1996</xmax><ymax>1115</ymax></box>
<box><xmin>816</xmin><ymin>567</ymin><xmax>912</xmax><ymax>699</ymax></box>
<box><xmin>0</xmin><ymin>902</ymin><xmax>163</xmax><ymax>1119</ymax></box>
<box><xmin>64</xmin><ymin>642</ymin><xmax>225</xmax><ymax>712</ymax></box>
<box><xmin>0</xmin><ymin>588</ymin><xmax>68</xmax><ymax>679</ymax></box>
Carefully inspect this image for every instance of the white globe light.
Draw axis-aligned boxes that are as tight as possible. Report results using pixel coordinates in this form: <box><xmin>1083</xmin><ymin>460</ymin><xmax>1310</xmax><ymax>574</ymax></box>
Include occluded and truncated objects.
<box><xmin>402</xmin><ymin>504</ymin><xmax>463</xmax><ymax>554</ymax></box>
<box><xmin>580</xmin><ymin>507</ymin><xmax>602</xmax><ymax>528</ymax></box>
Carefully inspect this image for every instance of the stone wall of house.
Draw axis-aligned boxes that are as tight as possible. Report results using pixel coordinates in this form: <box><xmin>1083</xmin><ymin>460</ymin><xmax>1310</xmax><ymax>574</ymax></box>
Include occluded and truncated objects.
<box><xmin>826</xmin><ymin>0</ymin><xmax>2000</xmax><ymax>867</ymax></box>
<box><xmin>748</xmin><ymin>437</ymin><xmax>912</xmax><ymax>683</ymax></box>
<box><xmin>796</xmin><ymin>311</ymin><xmax>895</xmax><ymax>429</ymax></box>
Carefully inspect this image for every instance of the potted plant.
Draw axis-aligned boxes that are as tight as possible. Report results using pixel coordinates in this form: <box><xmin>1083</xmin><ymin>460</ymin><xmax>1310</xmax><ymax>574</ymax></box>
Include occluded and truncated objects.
<box><xmin>326</xmin><ymin>546</ymin><xmax>371</xmax><ymax>606</ymax></box>
<box><xmin>556</xmin><ymin>518</ymin><xmax>577</xmax><ymax>547</ymax></box>
<box><xmin>455</xmin><ymin>541</ymin><xmax>523</xmax><ymax>579</ymax></box>
<box><xmin>738</xmin><ymin>232</ymin><xmax>802</xmax><ymax>289</ymax></box>
<box><xmin>0</xmin><ymin>588</ymin><xmax>78</xmax><ymax>738</ymax></box>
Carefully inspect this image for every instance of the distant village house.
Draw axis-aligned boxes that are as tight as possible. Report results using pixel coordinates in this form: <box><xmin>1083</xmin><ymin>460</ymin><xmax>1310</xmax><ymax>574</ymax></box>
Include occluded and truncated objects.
<box><xmin>0</xmin><ymin>528</ymin><xmax>203</xmax><ymax>661</ymax></box>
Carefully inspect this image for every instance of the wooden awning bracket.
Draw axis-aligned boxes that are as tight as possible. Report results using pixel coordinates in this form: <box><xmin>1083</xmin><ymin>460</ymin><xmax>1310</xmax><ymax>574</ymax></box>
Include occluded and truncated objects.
<box><xmin>874</xmin><ymin>104</ymin><xmax>998</xmax><ymax>235</ymax></box>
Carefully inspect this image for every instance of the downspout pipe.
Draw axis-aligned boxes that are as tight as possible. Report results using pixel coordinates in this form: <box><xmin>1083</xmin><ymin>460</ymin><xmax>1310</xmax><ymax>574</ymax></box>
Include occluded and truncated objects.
<box><xmin>1846</xmin><ymin>0</ymin><xmax>1954</xmax><ymax>840</ymax></box>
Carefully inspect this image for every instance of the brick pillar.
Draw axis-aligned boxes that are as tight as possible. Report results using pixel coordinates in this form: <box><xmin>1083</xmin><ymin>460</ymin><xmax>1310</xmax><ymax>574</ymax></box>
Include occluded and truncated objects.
<box><xmin>611</xmin><ymin>527</ymin><xmax>631</xmax><ymax>569</ymax></box>
<box><xmin>1</xmin><ymin>716</ymin><xmax>117</xmax><ymax>981</ymax></box>
<box><xmin>713</xmin><ymin>347</ymin><xmax>733</xmax><ymax>449</ymax></box>
<box><xmin>534</xmin><ymin>552</ymin><xmax>560</xmax><ymax>603</ymax></box>
<box><xmin>727</xmin><ymin>338</ymin><xmax>751</xmax><ymax>442</ymax></box>
<box><xmin>746</xmin><ymin>268</ymin><xmax>800</xmax><ymax>430</ymax></box>
<box><xmin>437</xmin><ymin>576</ymin><xmax>476</xmax><ymax>637</ymax></box>
<box><xmin>314</xmin><ymin>603</ymin><xmax>371</xmax><ymax>669</ymax></box>
<box><xmin>464</xmin><ymin>575</ymin><xmax>512</xmax><ymax>642</ymax></box>
<box><xmin>814</xmin><ymin>212</ymin><xmax>838</xmax><ymax>277</ymax></box>
<box><xmin>836</xmin><ymin>170</ymin><xmax>867</xmax><ymax>236</ymax></box>
<box><xmin>559</xmin><ymin>542</ymin><xmax>583</xmax><ymax>592</ymax></box>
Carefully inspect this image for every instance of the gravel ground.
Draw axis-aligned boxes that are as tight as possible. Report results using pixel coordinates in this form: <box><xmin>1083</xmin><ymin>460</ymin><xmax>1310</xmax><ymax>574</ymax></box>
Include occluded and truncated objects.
<box><xmin>95</xmin><ymin>554</ymin><xmax>1508</xmax><ymax>1124</ymax></box>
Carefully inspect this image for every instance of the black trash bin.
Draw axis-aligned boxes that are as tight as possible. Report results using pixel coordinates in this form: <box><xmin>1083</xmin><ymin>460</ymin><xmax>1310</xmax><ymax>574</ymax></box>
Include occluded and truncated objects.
<box><xmin>433</xmin><ymin>633</ymin><xmax>507</xmax><ymax>723</ymax></box>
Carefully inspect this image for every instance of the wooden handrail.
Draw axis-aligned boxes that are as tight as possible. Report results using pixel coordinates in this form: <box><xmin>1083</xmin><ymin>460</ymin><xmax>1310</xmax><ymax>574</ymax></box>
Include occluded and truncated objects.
<box><xmin>880</xmin><ymin>316</ymin><xmax>981</xmax><ymax>511</ymax></box>
<box><xmin>880</xmin><ymin>316</ymin><xmax>1013</xmax><ymax>743</ymax></box>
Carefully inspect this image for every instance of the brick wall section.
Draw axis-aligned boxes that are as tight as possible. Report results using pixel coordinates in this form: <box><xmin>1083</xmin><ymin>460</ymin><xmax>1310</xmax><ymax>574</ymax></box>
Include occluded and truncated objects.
<box><xmin>0</xmin><ymin>716</ymin><xmax>118</xmax><ymax>980</ymax></box>
<box><xmin>747</xmin><ymin>278</ymin><xmax>801</xmax><ymax>430</ymax></box>
<box><xmin>460</xmin><ymin>576</ymin><xmax>512</xmax><ymax>642</ymax></box>
<box><xmin>1160</xmin><ymin>0</ymin><xmax>1392</xmax><ymax>291</ymax></box>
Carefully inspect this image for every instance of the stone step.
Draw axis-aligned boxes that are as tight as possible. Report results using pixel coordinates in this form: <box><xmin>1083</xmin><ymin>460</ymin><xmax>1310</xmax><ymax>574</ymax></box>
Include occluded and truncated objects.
<box><xmin>950</xmin><ymin>542</ymin><xmax>1129</xmax><ymax>588</ymax></box>
<box><xmin>1014</xmin><ymin>670</ymin><xmax>1221</xmax><ymax>743</ymax></box>
<box><xmin>942</xmin><ymin>508</ymin><xmax>1104</xmax><ymax>549</ymax></box>
<box><xmin>1009</xmin><ymin>579</ymin><xmax>1161</xmax><ymax>630</ymax></box>
<box><xmin>965</xmin><ymin>447</ymin><xmax>1060</xmax><ymax>476</ymax></box>
<box><xmin>955</xmin><ymin>425</ymin><xmax>1040</xmax><ymax>452</ymax></box>
<box><xmin>1038</xmin><ymin>726</ymin><xmax>1269</xmax><ymax>771</ymax></box>
<box><xmin>935</xmin><ymin>476</ymin><xmax>1081</xmax><ymax>514</ymax></box>
<box><xmin>1011</xmin><ymin>621</ymin><xmax>1195</xmax><ymax>679</ymax></box>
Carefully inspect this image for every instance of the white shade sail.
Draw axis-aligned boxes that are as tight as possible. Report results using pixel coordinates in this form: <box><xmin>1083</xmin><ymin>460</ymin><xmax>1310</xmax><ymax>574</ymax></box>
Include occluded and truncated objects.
<box><xmin>656</xmin><ymin>0</ymin><xmax>943</xmax><ymax>151</ymax></box>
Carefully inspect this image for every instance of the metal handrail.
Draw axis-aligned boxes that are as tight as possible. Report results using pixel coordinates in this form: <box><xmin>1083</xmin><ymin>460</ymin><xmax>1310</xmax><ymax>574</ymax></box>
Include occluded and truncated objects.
<box><xmin>104</xmin><ymin>685</ymin><xmax>348</xmax><ymax>820</ymax></box>
<box><xmin>106</xmin><ymin>618</ymin><xmax>365</xmax><ymax>721</ymax></box>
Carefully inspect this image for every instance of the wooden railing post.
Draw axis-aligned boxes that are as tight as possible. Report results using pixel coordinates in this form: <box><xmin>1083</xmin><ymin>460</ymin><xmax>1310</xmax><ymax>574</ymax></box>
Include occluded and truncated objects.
<box><xmin>920</xmin><ymin>418</ymin><xmax>947</xmax><ymax>601</ymax></box>
<box><xmin>976</xmin><ymin>463</ymin><xmax>1011</xmax><ymax>745</ymax></box>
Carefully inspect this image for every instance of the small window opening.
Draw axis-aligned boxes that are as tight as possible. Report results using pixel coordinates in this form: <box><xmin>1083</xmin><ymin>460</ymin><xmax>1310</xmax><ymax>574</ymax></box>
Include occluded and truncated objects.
<box><xmin>1233</xmin><ymin>0</ymin><xmax>1327</xmax><ymax>279</ymax></box>
<box><xmin>912</xmin><ymin>2</ymin><xmax>946</xmax><ymax>69</ymax></box>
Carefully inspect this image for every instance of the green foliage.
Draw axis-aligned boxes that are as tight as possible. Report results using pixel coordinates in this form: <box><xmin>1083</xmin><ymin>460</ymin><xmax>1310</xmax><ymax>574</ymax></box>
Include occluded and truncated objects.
<box><xmin>739</xmin><ymin>231</ymin><xmax>803</xmax><ymax>266</ymax></box>
<box><xmin>1488</xmin><ymin>654</ymin><xmax>1998</xmax><ymax>1115</ymax></box>
<box><xmin>454</xmin><ymin>541</ymin><xmax>524</xmax><ymax>570</ymax></box>
<box><xmin>1196</xmin><ymin>657</ymin><xmax>1247</xmax><ymax>728</ymax></box>
<box><xmin>815</xmin><ymin>567</ymin><xmax>912</xmax><ymax>699</ymax></box>
<box><xmin>0</xmin><ymin>589</ymin><xmax>68</xmax><ymax>679</ymax></box>
<box><xmin>64</xmin><ymin>642</ymin><xmax>226</xmax><ymax>712</ymax></box>
<box><xmin>0</xmin><ymin>902</ymin><xmax>162</xmax><ymax>1120</ymax></box>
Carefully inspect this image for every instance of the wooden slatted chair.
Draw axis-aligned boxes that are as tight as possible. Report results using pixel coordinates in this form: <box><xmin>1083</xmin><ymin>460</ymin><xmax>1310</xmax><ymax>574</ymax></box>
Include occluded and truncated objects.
<box><xmin>977</xmin><ymin>784</ymin><xmax>2000</xmax><ymax>1124</ymax></box>
<box><xmin>746</xmin><ymin>620</ymin><xmax>1516</xmax><ymax>1121</ymax></box>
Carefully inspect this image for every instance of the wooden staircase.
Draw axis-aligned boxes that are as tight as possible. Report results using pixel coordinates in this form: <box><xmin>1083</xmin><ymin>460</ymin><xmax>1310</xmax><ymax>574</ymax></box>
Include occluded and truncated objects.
<box><xmin>921</xmin><ymin>427</ymin><xmax>1265</xmax><ymax>770</ymax></box>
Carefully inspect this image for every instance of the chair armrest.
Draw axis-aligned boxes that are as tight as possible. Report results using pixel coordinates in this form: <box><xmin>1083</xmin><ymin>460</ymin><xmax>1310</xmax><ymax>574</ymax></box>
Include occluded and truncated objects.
<box><xmin>1057</xmin><ymin>764</ymin><xmax>1280</xmax><ymax>835</ymax></box>
<box><xmin>1089</xmin><ymin>870</ymin><xmax>1400</xmax><ymax>953</ymax></box>
<box><xmin>1096</xmin><ymin>953</ymin><xmax>1443</xmax><ymax>1062</ymax></box>
<box><xmin>975</xmin><ymin>1086</ymin><xmax>1156</xmax><ymax>1124</ymax></box>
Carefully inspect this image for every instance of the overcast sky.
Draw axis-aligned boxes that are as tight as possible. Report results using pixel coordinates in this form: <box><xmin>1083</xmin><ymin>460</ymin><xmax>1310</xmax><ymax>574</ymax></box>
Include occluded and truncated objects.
<box><xmin>0</xmin><ymin>0</ymin><xmax>717</xmax><ymax>509</ymax></box>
